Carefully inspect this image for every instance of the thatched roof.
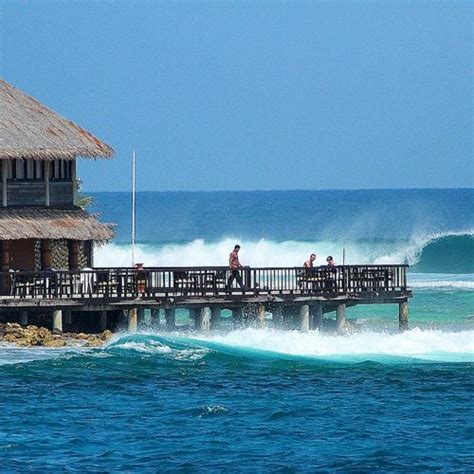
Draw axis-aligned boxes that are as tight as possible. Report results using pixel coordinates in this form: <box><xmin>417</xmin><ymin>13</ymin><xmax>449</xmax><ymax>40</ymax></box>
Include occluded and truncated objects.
<box><xmin>0</xmin><ymin>208</ymin><xmax>115</xmax><ymax>241</ymax></box>
<box><xmin>0</xmin><ymin>79</ymin><xmax>114</xmax><ymax>160</ymax></box>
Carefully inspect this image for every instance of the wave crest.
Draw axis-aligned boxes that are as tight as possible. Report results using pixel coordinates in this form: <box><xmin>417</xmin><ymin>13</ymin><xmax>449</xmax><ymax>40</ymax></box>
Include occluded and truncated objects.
<box><xmin>95</xmin><ymin>232</ymin><xmax>474</xmax><ymax>274</ymax></box>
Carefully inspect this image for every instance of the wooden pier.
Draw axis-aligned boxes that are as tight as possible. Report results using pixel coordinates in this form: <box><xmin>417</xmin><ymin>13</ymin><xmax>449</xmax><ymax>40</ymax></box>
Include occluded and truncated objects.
<box><xmin>0</xmin><ymin>264</ymin><xmax>412</xmax><ymax>333</ymax></box>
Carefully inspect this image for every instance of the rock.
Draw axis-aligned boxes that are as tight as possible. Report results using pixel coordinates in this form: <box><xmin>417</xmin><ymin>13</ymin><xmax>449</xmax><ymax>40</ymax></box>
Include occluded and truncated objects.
<box><xmin>37</xmin><ymin>327</ymin><xmax>52</xmax><ymax>342</ymax></box>
<box><xmin>3</xmin><ymin>333</ymin><xmax>19</xmax><ymax>343</ymax></box>
<box><xmin>99</xmin><ymin>330</ymin><xmax>113</xmax><ymax>341</ymax></box>
<box><xmin>26</xmin><ymin>325</ymin><xmax>38</xmax><ymax>331</ymax></box>
<box><xmin>84</xmin><ymin>336</ymin><xmax>103</xmax><ymax>347</ymax></box>
<box><xmin>76</xmin><ymin>333</ymin><xmax>89</xmax><ymax>340</ymax></box>
<box><xmin>6</xmin><ymin>323</ymin><xmax>21</xmax><ymax>330</ymax></box>
<box><xmin>43</xmin><ymin>337</ymin><xmax>66</xmax><ymax>348</ymax></box>
<box><xmin>52</xmin><ymin>328</ymin><xmax>63</xmax><ymax>336</ymax></box>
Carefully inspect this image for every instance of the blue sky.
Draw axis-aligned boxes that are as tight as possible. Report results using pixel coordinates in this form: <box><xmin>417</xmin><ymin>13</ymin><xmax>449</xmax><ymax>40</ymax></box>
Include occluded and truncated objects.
<box><xmin>1</xmin><ymin>0</ymin><xmax>472</xmax><ymax>191</ymax></box>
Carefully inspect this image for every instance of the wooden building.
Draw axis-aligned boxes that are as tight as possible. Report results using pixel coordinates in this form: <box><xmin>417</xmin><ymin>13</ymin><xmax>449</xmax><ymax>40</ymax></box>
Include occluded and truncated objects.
<box><xmin>0</xmin><ymin>79</ymin><xmax>114</xmax><ymax>276</ymax></box>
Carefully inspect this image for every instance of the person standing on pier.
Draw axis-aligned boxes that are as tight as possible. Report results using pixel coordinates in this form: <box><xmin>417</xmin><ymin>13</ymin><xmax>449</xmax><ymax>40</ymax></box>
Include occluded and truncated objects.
<box><xmin>227</xmin><ymin>244</ymin><xmax>245</xmax><ymax>291</ymax></box>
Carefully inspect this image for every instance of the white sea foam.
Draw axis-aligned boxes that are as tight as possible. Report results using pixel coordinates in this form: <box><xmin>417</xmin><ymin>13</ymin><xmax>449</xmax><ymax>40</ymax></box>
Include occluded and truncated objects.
<box><xmin>108</xmin><ymin>337</ymin><xmax>209</xmax><ymax>361</ymax></box>
<box><xmin>189</xmin><ymin>328</ymin><xmax>474</xmax><ymax>362</ymax></box>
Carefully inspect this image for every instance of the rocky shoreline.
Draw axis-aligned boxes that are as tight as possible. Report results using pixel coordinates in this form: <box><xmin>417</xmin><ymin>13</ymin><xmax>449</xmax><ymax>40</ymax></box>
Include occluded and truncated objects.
<box><xmin>0</xmin><ymin>323</ymin><xmax>113</xmax><ymax>348</ymax></box>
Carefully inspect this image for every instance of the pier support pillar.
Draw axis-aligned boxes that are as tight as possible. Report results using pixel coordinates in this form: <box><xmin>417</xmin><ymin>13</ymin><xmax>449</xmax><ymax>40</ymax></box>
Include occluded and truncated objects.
<box><xmin>151</xmin><ymin>308</ymin><xmax>160</xmax><ymax>327</ymax></box>
<box><xmin>272</xmin><ymin>307</ymin><xmax>284</xmax><ymax>329</ymax></box>
<box><xmin>232</xmin><ymin>308</ymin><xmax>243</xmax><ymax>329</ymax></box>
<box><xmin>211</xmin><ymin>307</ymin><xmax>221</xmax><ymax>330</ymax></box>
<box><xmin>19</xmin><ymin>311</ymin><xmax>28</xmax><ymax>326</ymax></box>
<box><xmin>165</xmin><ymin>308</ymin><xmax>176</xmax><ymax>330</ymax></box>
<box><xmin>52</xmin><ymin>309</ymin><xmax>63</xmax><ymax>333</ymax></box>
<box><xmin>99</xmin><ymin>311</ymin><xmax>107</xmax><ymax>332</ymax></box>
<box><xmin>128</xmin><ymin>308</ymin><xmax>138</xmax><ymax>332</ymax></box>
<box><xmin>336</xmin><ymin>303</ymin><xmax>346</xmax><ymax>333</ymax></box>
<box><xmin>312</xmin><ymin>304</ymin><xmax>323</xmax><ymax>330</ymax></box>
<box><xmin>137</xmin><ymin>308</ymin><xmax>146</xmax><ymax>328</ymax></box>
<box><xmin>197</xmin><ymin>307</ymin><xmax>211</xmax><ymax>331</ymax></box>
<box><xmin>399</xmin><ymin>301</ymin><xmax>409</xmax><ymax>332</ymax></box>
<box><xmin>257</xmin><ymin>304</ymin><xmax>266</xmax><ymax>329</ymax></box>
<box><xmin>299</xmin><ymin>304</ymin><xmax>310</xmax><ymax>332</ymax></box>
<box><xmin>64</xmin><ymin>310</ymin><xmax>72</xmax><ymax>325</ymax></box>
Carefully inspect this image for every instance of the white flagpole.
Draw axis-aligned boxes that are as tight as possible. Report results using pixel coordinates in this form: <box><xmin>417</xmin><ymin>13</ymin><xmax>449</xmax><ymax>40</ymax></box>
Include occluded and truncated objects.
<box><xmin>131</xmin><ymin>150</ymin><xmax>136</xmax><ymax>266</ymax></box>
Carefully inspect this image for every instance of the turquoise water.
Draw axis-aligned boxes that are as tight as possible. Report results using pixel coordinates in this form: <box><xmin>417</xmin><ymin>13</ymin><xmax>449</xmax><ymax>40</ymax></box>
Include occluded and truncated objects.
<box><xmin>1</xmin><ymin>189</ymin><xmax>473</xmax><ymax>471</ymax></box>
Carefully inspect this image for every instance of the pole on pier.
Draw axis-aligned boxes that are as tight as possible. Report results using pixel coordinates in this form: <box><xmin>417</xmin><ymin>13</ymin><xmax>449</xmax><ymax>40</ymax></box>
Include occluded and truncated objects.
<box><xmin>19</xmin><ymin>311</ymin><xmax>28</xmax><ymax>326</ymax></box>
<box><xmin>99</xmin><ymin>311</ymin><xmax>107</xmax><ymax>332</ymax></box>
<box><xmin>336</xmin><ymin>303</ymin><xmax>346</xmax><ymax>333</ymax></box>
<box><xmin>52</xmin><ymin>309</ymin><xmax>63</xmax><ymax>333</ymax></box>
<box><xmin>299</xmin><ymin>304</ymin><xmax>310</xmax><ymax>332</ymax></box>
<box><xmin>312</xmin><ymin>304</ymin><xmax>323</xmax><ymax>330</ymax></box>
<box><xmin>197</xmin><ymin>307</ymin><xmax>211</xmax><ymax>331</ymax></box>
<box><xmin>128</xmin><ymin>308</ymin><xmax>138</xmax><ymax>332</ymax></box>
<box><xmin>211</xmin><ymin>307</ymin><xmax>221</xmax><ymax>330</ymax></box>
<box><xmin>257</xmin><ymin>304</ymin><xmax>266</xmax><ymax>329</ymax></box>
<box><xmin>131</xmin><ymin>150</ymin><xmax>136</xmax><ymax>266</ymax></box>
<box><xmin>165</xmin><ymin>308</ymin><xmax>176</xmax><ymax>330</ymax></box>
<box><xmin>399</xmin><ymin>301</ymin><xmax>409</xmax><ymax>332</ymax></box>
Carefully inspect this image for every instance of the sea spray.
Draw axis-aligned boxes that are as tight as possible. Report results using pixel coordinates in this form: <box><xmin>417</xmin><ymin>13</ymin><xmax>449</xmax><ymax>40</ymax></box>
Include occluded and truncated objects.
<box><xmin>95</xmin><ymin>232</ymin><xmax>474</xmax><ymax>273</ymax></box>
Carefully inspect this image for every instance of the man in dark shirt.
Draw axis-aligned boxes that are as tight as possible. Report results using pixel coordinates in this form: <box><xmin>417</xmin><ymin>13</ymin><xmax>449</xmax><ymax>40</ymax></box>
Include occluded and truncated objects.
<box><xmin>227</xmin><ymin>244</ymin><xmax>245</xmax><ymax>290</ymax></box>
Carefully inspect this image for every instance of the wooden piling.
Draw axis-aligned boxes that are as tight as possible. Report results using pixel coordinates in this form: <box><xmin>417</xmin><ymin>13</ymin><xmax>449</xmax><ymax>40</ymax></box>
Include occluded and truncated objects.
<box><xmin>99</xmin><ymin>311</ymin><xmax>107</xmax><ymax>332</ymax></box>
<box><xmin>137</xmin><ymin>308</ymin><xmax>146</xmax><ymax>328</ymax></box>
<box><xmin>52</xmin><ymin>309</ymin><xmax>63</xmax><ymax>333</ymax></box>
<box><xmin>19</xmin><ymin>311</ymin><xmax>28</xmax><ymax>326</ymax></box>
<box><xmin>151</xmin><ymin>308</ymin><xmax>160</xmax><ymax>326</ymax></box>
<box><xmin>399</xmin><ymin>301</ymin><xmax>409</xmax><ymax>332</ymax></box>
<box><xmin>197</xmin><ymin>307</ymin><xmax>211</xmax><ymax>331</ymax></box>
<box><xmin>64</xmin><ymin>310</ymin><xmax>72</xmax><ymax>325</ymax></box>
<box><xmin>312</xmin><ymin>304</ymin><xmax>323</xmax><ymax>330</ymax></box>
<box><xmin>299</xmin><ymin>304</ymin><xmax>310</xmax><ymax>332</ymax></box>
<box><xmin>232</xmin><ymin>308</ymin><xmax>243</xmax><ymax>329</ymax></box>
<box><xmin>211</xmin><ymin>307</ymin><xmax>221</xmax><ymax>330</ymax></box>
<box><xmin>336</xmin><ymin>303</ymin><xmax>346</xmax><ymax>332</ymax></box>
<box><xmin>128</xmin><ymin>308</ymin><xmax>138</xmax><ymax>332</ymax></box>
<box><xmin>165</xmin><ymin>308</ymin><xmax>176</xmax><ymax>330</ymax></box>
<box><xmin>257</xmin><ymin>304</ymin><xmax>266</xmax><ymax>329</ymax></box>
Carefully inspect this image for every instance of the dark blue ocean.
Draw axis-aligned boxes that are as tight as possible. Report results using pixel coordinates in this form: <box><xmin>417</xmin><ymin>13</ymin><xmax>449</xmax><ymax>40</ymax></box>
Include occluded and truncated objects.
<box><xmin>1</xmin><ymin>189</ymin><xmax>473</xmax><ymax>471</ymax></box>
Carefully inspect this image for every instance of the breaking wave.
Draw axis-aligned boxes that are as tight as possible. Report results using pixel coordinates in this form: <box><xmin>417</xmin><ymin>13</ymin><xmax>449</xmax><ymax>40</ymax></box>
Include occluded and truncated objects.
<box><xmin>105</xmin><ymin>329</ymin><xmax>474</xmax><ymax>363</ymax></box>
<box><xmin>95</xmin><ymin>232</ymin><xmax>473</xmax><ymax>274</ymax></box>
<box><xmin>1</xmin><ymin>328</ymin><xmax>473</xmax><ymax>365</ymax></box>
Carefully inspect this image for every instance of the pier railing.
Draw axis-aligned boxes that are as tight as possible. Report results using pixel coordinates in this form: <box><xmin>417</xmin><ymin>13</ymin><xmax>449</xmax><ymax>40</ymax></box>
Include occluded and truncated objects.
<box><xmin>0</xmin><ymin>265</ymin><xmax>408</xmax><ymax>301</ymax></box>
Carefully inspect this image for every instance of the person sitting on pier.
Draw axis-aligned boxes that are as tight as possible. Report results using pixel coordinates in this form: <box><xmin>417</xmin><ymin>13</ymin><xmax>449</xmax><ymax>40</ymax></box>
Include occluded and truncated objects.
<box><xmin>326</xmin><ymin>256</ymin><xmax>336</xmax><ymax>268</ymax></box>
<box><xmin>227</xmin><ymin>244</ymin><xmax>245</xmax><ymax>291</ymax></box>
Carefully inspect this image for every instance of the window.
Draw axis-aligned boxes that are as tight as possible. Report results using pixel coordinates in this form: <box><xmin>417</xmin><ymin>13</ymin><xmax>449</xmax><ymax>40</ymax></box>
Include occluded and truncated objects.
<box><xmin>15</xmin><ymin>159</ymin><xmax>25</xmax><ymax>179</ymax></box>
<box><xmin>26</xmin><ymin>160</ymin><xmax>35</xmax><ymax>179</ymax></box>
<box><xmin>35</xmin><ymin>161</ymin><xmax>43</xmax><ymax>179</ymax></box>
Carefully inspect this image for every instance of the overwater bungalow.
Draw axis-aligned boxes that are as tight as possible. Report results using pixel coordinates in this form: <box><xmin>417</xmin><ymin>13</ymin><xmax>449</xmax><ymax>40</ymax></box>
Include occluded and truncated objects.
<box><xmin>0</xmin><ymin>79</ymin><xmax>114</xmax><ymax>274</ymax></box>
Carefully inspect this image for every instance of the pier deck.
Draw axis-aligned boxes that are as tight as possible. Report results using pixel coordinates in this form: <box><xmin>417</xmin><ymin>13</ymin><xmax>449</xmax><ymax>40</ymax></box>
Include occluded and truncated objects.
<box><xmin>0</xmin><ymin>265</ymin><xmax>411</xmax><ymax>332</ymax></box>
